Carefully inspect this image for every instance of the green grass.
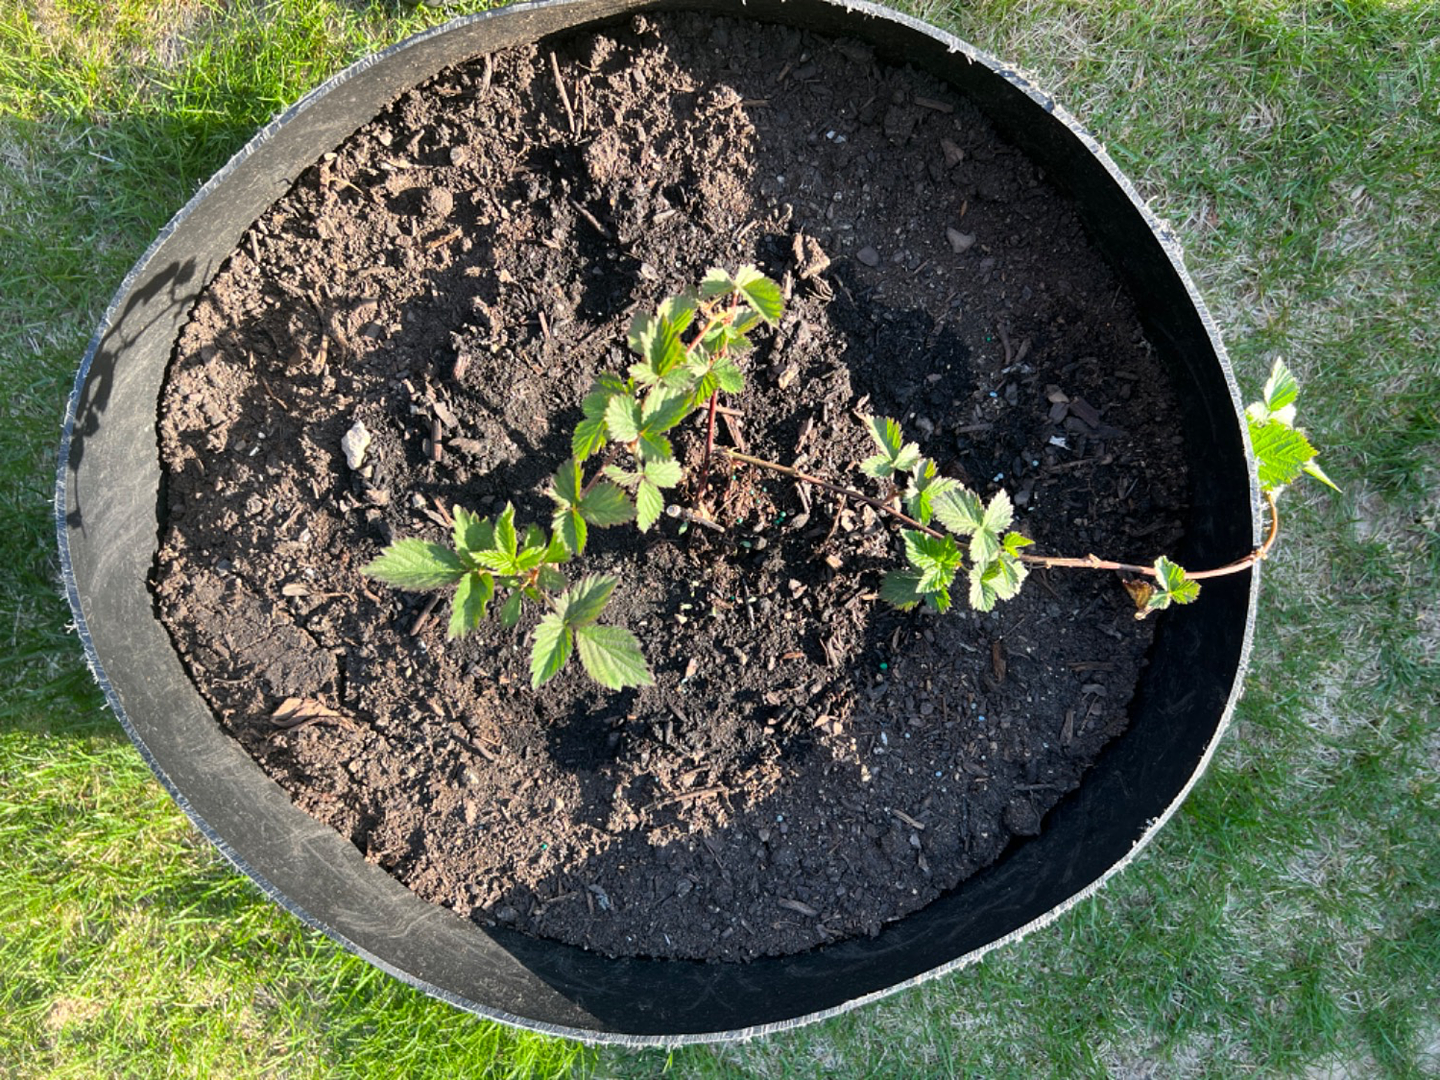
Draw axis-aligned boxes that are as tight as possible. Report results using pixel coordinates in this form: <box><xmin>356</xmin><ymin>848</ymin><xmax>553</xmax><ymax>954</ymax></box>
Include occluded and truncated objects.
<box><xmin>2</xmin><ymin>0</ymin><xmax>1437</xmax><ymax>1075</ymax></box>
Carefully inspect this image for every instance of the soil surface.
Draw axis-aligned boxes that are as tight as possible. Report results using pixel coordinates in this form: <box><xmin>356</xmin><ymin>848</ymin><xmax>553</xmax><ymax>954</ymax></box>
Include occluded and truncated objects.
<box><xmin>153</xmin><ymin>12</ymin><xmax>1188</xmax><ymax>961</ymax></box>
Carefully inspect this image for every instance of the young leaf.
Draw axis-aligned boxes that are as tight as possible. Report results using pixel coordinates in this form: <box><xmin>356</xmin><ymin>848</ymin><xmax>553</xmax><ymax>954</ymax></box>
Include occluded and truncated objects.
<box><xmin>530</xmin><ymin>613</ymin><xmax>573</xmax><ymax>689</ymax></box>
<box><xmin>879</xmin><ymin>570</ymin><xmax>926</xmax><ymax>611</ymax></box>
<box><xmin>498</xmin><ymin>589</ymin><xmax>524</xmax><ymax>630</ymax></box>
<box><xmin>537</xmin><ymin>565</ymin><xmax>568</xmax><ymax>592</ymax></box>
<box><xmin>561</xmin><ymin>574</ymin><xmax>616</xmax><ymax>628</ymax></box>
<box><xmin>448</xmin><ymin>571</ymin><xmax>494</xmax><ymax>639</ymax></box>
<box><xmin>362</xmin><ymin>539</ymin><xmax>466</xmax><ymax>590</ymax></box>
<box><xmin>1149</xmin><ymin>555</ymin><xmax>1200</xmax><ymax>611</ymax></box>
<box><xmin>860</xmin><ymin>416</ymin><xmax>922</xmax><ymax>478</ymax></box>
<box><xmin>636</xmin><ymin>431</ymin><xmax>674</xmax><ymax>463</ymax></box>
<box><xmin>640</xmin><ymin>388</ymin><xmax>691</xmax><ymax>434</ymax></box>
<box><xmin>605</xmin><ymin>395</ymin><xmax>643</xmax><ymax>443</ymax></box>
<box><xmin>968</xmin><ymin>564</ymin><xmax>998</xmax><ymax>612</ymax></box>
<box><xmin>574</xmin><ymin>624</ymin><xmax>654</xmax><ymax>689</ymax></box>
<box><xmin>699</xmin><ymin>266</ymin><xmax>736</xmax><ymax>299</ymax></box>
<box><xmin>494</xmin><ymin>503</ymin><xmax>518</xmax><ymax>559</ymax></box>
<box><xmin>644</xmin><ymin>457</ymin><xmax>683</xmax><ymax>488</ymax></box>
<box><xmin>635</xmin><ymin>480</ymin><xmax>665</xmax><ymax>532</ymax></box>
<box><xmin>904</xmin><ymin>460</ymin><xmax>959</xmax><ymax>526</ymax></box>
<box><xmin>732</xmin><ymin>265</ymin><xmax>783</xmax><ymax>325</ymax></box>
<box><xmin>1302</xmin><ymin>458</ymin><xmax>1342</xmax><ymax>492</ymax></box>
<box><xmin>452</xmin><ymin>506</ymin><xmax>494</xmax><ymax>560</ymax></box>
<box><xmin>932</xmin><ymin>485</ymin><xmax>985</xmax><ymax>536</ymax></box>
<box><xmin>981</xmin><ymin>490</ymin><xmax>1014</xmax><ymax>534</ymax></box>
<box><xmin>657</xmin><ymin>290</ymin><xmax>698</xmax><ymax>335</ymax></box>
<box><xmin>554</xmin><ymin>507</ymin><xmax>587</xmax><ymax>555</ymax></box>
<box><xmin>1003</xmin><ymin>531</ymin><xmax>1034</xmax><ymax>557</ymax></box>
<box><xmin>578</xmin><ymin>481</ymin><xmax>636</xmax><ymax>527</ymax></box>
<box><xmin>1261</xmin><ymin>358</ymin><xmax>1299</xmax><ymax>416</ymax></box>
<box><xmin>902</xmin><ymin>530</ymin><xmax>961</xmax><ymax>592</ymax></box>
<box><xmin>1248</xmin><ymin>417</ymin><xmax>1319</xmax><ymax>493</ymax></box>
<box><xmin>549</xmin><ymin>458</ymin><xmax>583</xmax><ymax>509</ymax></box>
<box><xmin>713</xmin><ymin>356</ymin><xmax>745</xmax><ymax>394</ymax></box>
<box><xmin>573</xmin><ymin>417</ymin><xmax>608</xmax><ymax>461</ymax></box>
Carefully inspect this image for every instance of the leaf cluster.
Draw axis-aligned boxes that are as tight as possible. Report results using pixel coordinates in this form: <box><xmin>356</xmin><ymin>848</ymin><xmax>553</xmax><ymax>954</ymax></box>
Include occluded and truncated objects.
<box><xmin>865</xmin><ymin>415</ymin><xmax>1034</xmax><ymax>614</ymax></box>
<box><xmin>361</xmin><ymin>267</ymin><xmax>783</xmax><ymax>691</ymax></box>
<box><xmin>1245</xmin><ymin>358</ymin><xmax>1339</xmax><ymax>495</ymax></box>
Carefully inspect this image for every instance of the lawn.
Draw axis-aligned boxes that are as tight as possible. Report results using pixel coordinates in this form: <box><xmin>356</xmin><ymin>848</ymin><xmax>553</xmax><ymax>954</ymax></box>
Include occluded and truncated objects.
<box><xmin>1</xmin><ymin>0</ymin><xmax>1436</xmax><ymax>1076</ymax></box>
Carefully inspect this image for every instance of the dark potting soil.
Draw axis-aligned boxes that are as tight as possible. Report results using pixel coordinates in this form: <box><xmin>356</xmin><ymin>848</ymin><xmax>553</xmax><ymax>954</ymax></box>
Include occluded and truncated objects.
<box><xmin>153</xmin><ymin>12</ymin><xmax>1189</xmax><ymax>961</ymax></box>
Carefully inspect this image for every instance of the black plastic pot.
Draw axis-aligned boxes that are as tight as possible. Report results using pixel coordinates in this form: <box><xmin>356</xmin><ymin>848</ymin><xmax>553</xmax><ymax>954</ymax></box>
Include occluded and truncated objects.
<box><xmin>57</xmin><ymin>0</ymin><xmax>1259</xmax><ymax>1045</ymax></box>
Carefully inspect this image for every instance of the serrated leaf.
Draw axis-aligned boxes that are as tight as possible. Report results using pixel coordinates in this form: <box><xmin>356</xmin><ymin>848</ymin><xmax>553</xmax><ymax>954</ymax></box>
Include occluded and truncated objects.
<box><xmin>605</xmin><ymin>395</ymin><xmax>642</xmax><ymax>442</ymax></box>
<box><xmin>1262</xmin><ymin>359</ymin><xmax>1299</xmax><ymax>414</ymax></box>
<box><xmin>699</xmin><ymin>267</ymin><xmax>735</xmax><ymax>298</ymax></box>
<box><xmin>932</xmin><ymin>486</ymin><xmax>985</xmax><ymax>536</ymax></box>
<box><xmin>968</xmin><ymin>565</ymin><xmax>997</xmax><ymax>612</ymax></box>
<box><xmin>575</xmin><ymin>624</ymin><xmax>654</xmax><ymax>689</ymax></box>
<box><xmin>657</xmin><ymin>290</ymin><xmax>698</xmax><ymax>335</ymax></box>
<box><xmin>860</xmin><ymin>452</ymin><xmax>896</xmax><ymax>480</ymax></box>
<box><xmin>627</xmin><ymin>311</ymin><xmax>657</xmax><ymax>359</ymax></box>
<box><xmin>733</xmin><ymin>265</ymin><xmax>783</xmax><ymax>325</ymax></box>
<box><xmin>730</xmin><ymin>308</ymin><xmax>761</xmax><ymax>336</ymax></box>
<box><xmin>495</xmin><ymin>504</ymin><xmax>517</xmax><ymax>558</ymax></box>
<box><xmin>1153</xmin><ymin>556</ymin><xmax>1200</xmax><ymax>606</ymax></box>
<box><xmin>969</xmin><ymin>527</ymin><xmax>1001</xmax><ymax>567</ymax></box>
<box><xmin>925</xmin><ymin>585</ymin><xmax>953</xmax><ymax>614</ymax></box>
<box><xmin>499</xmin><ymin>589</ymin><xmax>524</xmax><ymax>630</ymax></box>
<box><xmin>892</xmin><ymin>442</ymin><xmax>922</xmax><ymax>474</ymax></box>
<box><xmin>582</xmin><ymin>374</ymin><xmax>626</xmax><ymax>419</ymax></box>
<box><xmin>714</xmin><ymin>356</ymin><xmax>744</xmax><ymax>394</ymax></box>
<box><xmin>640</xmin><ymin>388</ymin><xmax>690</xmax><ymax>434</ymax></box>
<box><xmin>561</xmin><ymin>574</ymin><xmax>616</xmax><ymax>628</ymax></box>
<box><xmin>981</xmin><ymin>490</ymin><xmax>1014</xmax><ymax>533</ymax></box>
<box><xmin>637</xmin><ymin>431</ymin><xmax>673</xmax><ymax>462</ymax></box>
<box><xmin>1003</xmin><ymin>531</ymin><xmax>1034</xmax><ymax>557</ymax></box>
<box><xmin>578</xmin><ymin>482</ymin><xmax>636</xmax><ymax>527</ymax></box>
<box><xmin>448</xmin><ymin>572</ymin><xmax>493</xmax><ymax>639</ymax></box>
<box><xmin>530</xmin><ymin>614</ymin><xmax>573</xmax><ymax>689</ymax></box>
<box><xmin>643</xmin><ymin>457</ymin><xmax>683</xmax><ymax>488</ymax></box>
<box><xmin>572</xmin><ymin>417</ymin><xmax>608</xmax><ymax>460</ymax></box>
<box><xmin>361</xmin><ymin>539</ymin><xmax>466</xmax><ymax>590</ymax></box>
<box><xmin>635</xmin><ymin>480</ymin><xmax>664</xmax><ymax>532</ymax></box>
<box><xmin>1248</xmin><ymin>417</ymin><xmax>1318</xmax><ymax>492</ymax></box>
<box><xmin>866</xmin><ymin>415</ymin><xmax>903</xmax><ymax>458</ymax></box>
<box><xmin>452</xmin><ymin>506</ymin><xmax>494</xmax><ymax>559</ymax></box>
<box><xmin>603</xmin><ymin>463</ymin><xmax>643</xmax><ymax>490</ymax></box>
<box><xmin>537</xmin><ymin>565</ymin><xmax>568</xmax><ymax>592</ymax></box>
<box><xmin>549</xmin><ymin>460</ymin><xmax>582</xmax><ymax>510</ymax></box>
<box><xmin>543</xmin><ymin>532</ymin><xmax>571</xmax><ymax>565</ymax></box>
<box><xmin>470</xmin><ymin>549</ymin><xmax>518</xmax><ymax>574</ymax></box>
<box><xmin>553</xmin><ymin>506</ymin><xmax>587</xmax><ymax>555</ymax></box>
<box><xmin>879</xmin><ymin>570</ymin><xmax>926</xmax><ymax>611</ymax></box>
<box><xmin>990</xmin><ymin>554</ymin><xmax>1027</xmax><ymax>601</ymax></box>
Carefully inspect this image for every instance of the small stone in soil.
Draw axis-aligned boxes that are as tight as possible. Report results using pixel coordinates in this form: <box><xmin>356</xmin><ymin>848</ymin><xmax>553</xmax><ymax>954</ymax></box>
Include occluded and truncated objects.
<box><xmin>856</xmin><ymin>246</ymin><xmax>881</xmax><ymax>267</ymax></box>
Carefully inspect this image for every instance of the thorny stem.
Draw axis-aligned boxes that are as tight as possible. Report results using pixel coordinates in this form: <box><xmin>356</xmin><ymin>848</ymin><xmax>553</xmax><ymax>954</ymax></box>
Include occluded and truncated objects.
<box><xmin>723</xmin><ymin>449</ymin><xmax>1283</xmax><ymax>583</ymax></box>
<box><xmin>691</xmin><ymin>296</ymin><xmax>739</xmax><ymax>511</ymax></box>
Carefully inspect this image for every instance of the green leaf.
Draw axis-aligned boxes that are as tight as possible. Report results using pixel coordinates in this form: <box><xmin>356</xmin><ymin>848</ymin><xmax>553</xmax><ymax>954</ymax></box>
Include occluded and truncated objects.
<box><xmin>640</xmin><ymin>388</ymin><xmax>690</xmax><ymax>434</ymax></box>
<box><xmin>530</xmin><ymin>614</ymin><xmax>573</xmax><ymax>689</ymax></box>
<box><xmin>732</xmin><ymin>265</ymin><xmax>784</xmax><ymax>325</ymax></box>
<box><xmin>713</xmin><ymin>356</ymin><xmax>744</xmax><ymax>394</ymax></box>
<box><xmin>879</xmin><ymin>570</ymin><xmax>926</xmax><ymax>610</ymax></box>
<box><xmin>452</xmin><ymin>507</ymin><xmax>494</xmax><ymax>559</ymax></box>
<box><xmin>578</xmin><ymin>482</ymin><xmax>636</xmax><ymax>527</ymax></box>
<box><xmin>932</xmin><ymin>485</ymin><xmax>985</xmax><ymax>536</ymax></box>
<box><xmin>605</xmin><ymin>395</ymin><xmax>643</xmax><ymax>442</ymax></box>
<box><xmin>1248</xmin><ymin>417</ymin><xmax>1318</xmax><ymax>492</ymax></box>
<box><xmin>495</xmin><ymin>504</ymin><xmax>518</xmax><ymax>559</ymax></box>
<box><xmin>860</xmin><ymin>452</ymin><xmax>896</xmax><ymax>480</ymax></box>
<box><xmin>537</xmin><ymin>565</ymin><xmax>568</xmax><ymax>592</ymax></box>
<box><xmin>904</xmin><ymin>461</ymin><xmax>958</xmax><ymax>526</ymax></box>
<box><xmin>572</xmin><ymin>417</ymin><xmax>608</xmax><ymax>461</ymax></box>
<box><xmin>866</xmin><ymin>415</ymin><xmax>904</xmax><ymax>458</ymax></box>
<box><xmin>981</xmin><ymin>490</ymin><xmax>1014</xmax><ymax>534</ymax></box>
<box><xmin>699</xmin><ymin>267</ymin><xmax>735</xmax><ymax>299</ymax></box>
<box><xmin>1152</xmin><ymin>556</ymin><xmax>1200</xmax><ymax>608</ymax></box>
<box><xmin>925</xmin><ymin>585</ymin><xmax>953</xmax><ymax>614</ymax></box>
<box><xmin>575</xmin><ymin>625</ymin><xmax>653</xmax><ymax>689</ymax></box>
<box><xmin>553</xmin><ymin>507</ymin><xmax>587</xmax><ymax>555</ymax></box>
<box><xmin>636</xmin><ymin>431</ymin><xmax>673</xmax><ymax>462</ymax></box>
<box><xmin>550</xmin><ymin>459</ymin><xmax>583</xmax><ymax>508</ymax></box>
<box><xmin>644</xmin><ymin>457</ymin><xmax>683</xmax><ymax>488</ymax></box>
<box><xmin>1262</xmin><ymin>359</ymin><xmax>1299</xmax><ymax>414</ymax></box>
<box><xmin>361</xmin><ymin>539</ymin><xmax>466</xmax><ymax>590</ymax></box>
<box><xmin>499</xmin><ymin>589</ymin><xmax>524</xmax><ymax>630</ymax></box>
<box><xmin>969</xmin><ymin>527</ymin><xmax>1001</xmax><ymax>568</ymax></box>
<box><xmin>448</xmin><ymin>571</ymin><xmax>494</xmax><ymax>639</ymax></box>
<box><xmin>657</xmin><ymin>290</ymin><xmax>698</xmax><ymax>335</ymax></box>
<box><xmin>635</xmin><ymin>479</ymin><xmax>664</xmax><ymax>531</ymax></box>
<box><xmin>561</xmin><ymin>574</ymin><xmax>616</xmax><ymax>628</ymax></box>
<box><xmin>968</xmin><ymin>564</ymin><xmax>998</xmax><ymax>612</ymax></box>
<box><xmin>990</xmin><ymin>553</ymin><xmax>1027</xmax><ymax>601</ymax></box>
<box><xmin>1003</xmin><ymin>531</ymin><xmax>1034</xmax><ymax>557</ymax></box>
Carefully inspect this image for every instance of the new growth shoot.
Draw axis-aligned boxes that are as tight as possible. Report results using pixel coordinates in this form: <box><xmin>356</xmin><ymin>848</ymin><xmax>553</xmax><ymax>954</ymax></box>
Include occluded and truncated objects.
<box><xmin>363</xmin><ymin>266</ymin><xmax>1334</xmax><ymax>691</ymax></box>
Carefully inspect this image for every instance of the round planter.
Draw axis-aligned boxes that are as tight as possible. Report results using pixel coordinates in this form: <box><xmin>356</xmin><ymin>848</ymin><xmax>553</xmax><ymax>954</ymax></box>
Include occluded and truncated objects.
<box><xmin>57</xmin><ymin>0</ymin><xmax>1259</xmax><ymax>1045</ymax></box>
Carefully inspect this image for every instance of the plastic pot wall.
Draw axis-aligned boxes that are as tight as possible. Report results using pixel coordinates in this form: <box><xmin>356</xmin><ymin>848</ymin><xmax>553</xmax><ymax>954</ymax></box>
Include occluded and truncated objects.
<box><xmin>57</xmin><ymin>0</ymin><xmax>1259</xmax><ymax>1045</ymax></box>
